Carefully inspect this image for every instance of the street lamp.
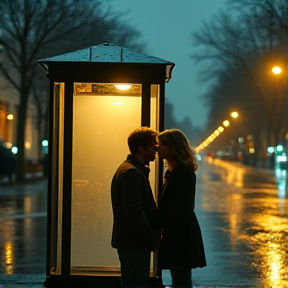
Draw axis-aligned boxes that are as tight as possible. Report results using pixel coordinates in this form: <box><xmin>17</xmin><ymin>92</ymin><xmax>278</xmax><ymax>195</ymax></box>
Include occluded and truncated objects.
<box><xmin>6</xmin><ymin>114</ymin><xmax>13</xmax><ymax>120</ymax></box>
<box><xmin>223</xmin><ymin>120</ymin><xmax>230</xmax><ymax>127</ymax></box>
<box><xmin>272</xmin><ymin>66</ymin><xmax>282</xmax><ymax>75</ymax></box>
<box><xmin>218</xmin><ymin>126</ymin><xmax>224</xmax><ymax>132</ymax></box>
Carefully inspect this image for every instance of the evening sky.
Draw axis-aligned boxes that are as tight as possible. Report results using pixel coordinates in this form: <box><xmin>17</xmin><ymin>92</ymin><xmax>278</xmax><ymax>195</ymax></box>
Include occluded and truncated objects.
<box><xmin>110</xmin><ymin>0</ymin><xmax>227</xmax><ymax>128</ymax></box>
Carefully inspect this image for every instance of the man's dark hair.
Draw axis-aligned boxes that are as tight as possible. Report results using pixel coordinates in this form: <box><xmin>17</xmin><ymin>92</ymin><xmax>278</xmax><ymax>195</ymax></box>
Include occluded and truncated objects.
<box><xmin>128</xmin><ymin>127</ymin><xmax>158</xmax><ymax>155</ymax></box>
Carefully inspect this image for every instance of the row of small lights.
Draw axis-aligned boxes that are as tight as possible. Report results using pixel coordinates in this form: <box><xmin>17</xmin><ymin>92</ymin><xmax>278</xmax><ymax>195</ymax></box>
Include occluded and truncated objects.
<box><xmin>195</xmin><ymin>112</ymin><xmax>238</xmax><ymax>154</ymax></box>
<box><xmin>194</xmin><ymin>66</ymin><xmax>283</xmax><ymax>154</ymax></box>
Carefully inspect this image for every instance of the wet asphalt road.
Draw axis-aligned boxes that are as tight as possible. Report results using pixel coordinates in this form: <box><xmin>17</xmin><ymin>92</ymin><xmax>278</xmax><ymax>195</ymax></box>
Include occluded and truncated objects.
<box><xmin>0</xmin><ymin>159</ymin><xmax>287</xmax><ymax>288</ymax></box>
<box><xmin>0</xmin><ymin>180</ymin><xmax>47</xmax><ymax>287</ymax></box>
<box><xmin>190</xmin><ymin>159</ymin><xmax>288</xmax><ymax>288</ymax></box>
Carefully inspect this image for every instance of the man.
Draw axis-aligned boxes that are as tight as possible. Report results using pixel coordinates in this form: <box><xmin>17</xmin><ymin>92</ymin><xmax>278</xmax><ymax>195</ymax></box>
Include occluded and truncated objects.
<box><xmin>111</xmin><ymin>127</ymin><xmax>159</xmax><ymax>288</ymax></box>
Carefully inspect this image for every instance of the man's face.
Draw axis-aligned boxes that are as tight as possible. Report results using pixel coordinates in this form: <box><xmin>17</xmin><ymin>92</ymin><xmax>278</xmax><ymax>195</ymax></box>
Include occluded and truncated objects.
<box><xmin>142</xmin><ymin>138</ymin><xmax>158</xmax><ymax>164</ymax></box>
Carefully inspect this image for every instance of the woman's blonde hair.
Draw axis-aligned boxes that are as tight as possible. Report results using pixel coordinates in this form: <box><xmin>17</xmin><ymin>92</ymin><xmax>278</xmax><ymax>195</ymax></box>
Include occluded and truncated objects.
<box><xmin>158</xmin><ymin>129</ymin><xmax>198</xmax><ymax>171</ymax></box>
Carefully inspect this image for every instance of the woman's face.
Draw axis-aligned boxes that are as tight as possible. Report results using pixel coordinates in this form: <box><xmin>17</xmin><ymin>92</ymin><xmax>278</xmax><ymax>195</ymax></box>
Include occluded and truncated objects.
<box><xmin>158</xmin><ymin>138</ymin><xmax>174</xmax><ymax>161</ymax></box>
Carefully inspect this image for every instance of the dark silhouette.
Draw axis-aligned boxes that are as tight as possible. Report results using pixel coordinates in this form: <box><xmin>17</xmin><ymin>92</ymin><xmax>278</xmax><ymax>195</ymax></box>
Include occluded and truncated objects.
<box><xmin>0</xmin><ymin>141</ymin><xmax>16</xmax><ymax>182</ymax></box>
<box><xmin>157</xmin><ymin>129</ymin><xmax>206</xmax><ymax>288</ymax></box>
<box><xmin>111</xmin><ymin>127</ymin><xmax>159</xmax><ymax>288</ymax></box>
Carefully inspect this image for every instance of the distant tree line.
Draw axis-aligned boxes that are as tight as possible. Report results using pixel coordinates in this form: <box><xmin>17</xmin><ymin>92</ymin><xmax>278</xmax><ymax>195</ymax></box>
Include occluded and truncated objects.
<box><xmin>192</xmin><ymin>0</ymin><xmax>288</xmax><ymax>166</ymax></box>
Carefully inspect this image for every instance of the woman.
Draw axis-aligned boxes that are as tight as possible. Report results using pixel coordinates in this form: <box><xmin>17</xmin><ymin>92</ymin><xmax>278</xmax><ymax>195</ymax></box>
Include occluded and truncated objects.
<box><xmin>157</xmin><ymin>129</ymin><xmax>206</xmax><ymax>288</ymax></box>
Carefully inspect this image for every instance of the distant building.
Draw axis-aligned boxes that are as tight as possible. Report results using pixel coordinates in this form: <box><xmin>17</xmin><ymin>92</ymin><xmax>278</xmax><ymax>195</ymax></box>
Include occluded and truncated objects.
<box><xmin>0</xmin><ymin>71</ymin><xmax>40</xmax><ymax>162</ymax></box>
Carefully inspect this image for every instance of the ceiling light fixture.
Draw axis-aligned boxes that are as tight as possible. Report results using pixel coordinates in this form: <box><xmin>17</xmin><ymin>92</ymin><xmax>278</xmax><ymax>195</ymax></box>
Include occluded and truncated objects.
<box><xmin>114</xmin><ymin>84</ymin><xmax>132</xmax><ymax>91</ymax></box>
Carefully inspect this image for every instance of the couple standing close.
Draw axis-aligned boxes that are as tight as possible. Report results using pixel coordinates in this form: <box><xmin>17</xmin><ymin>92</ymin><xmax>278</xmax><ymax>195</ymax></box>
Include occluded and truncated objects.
<box><xmin>111</xmin><ymin>127</ymin><xmax>206</xmax><ymax>288</ymax></box>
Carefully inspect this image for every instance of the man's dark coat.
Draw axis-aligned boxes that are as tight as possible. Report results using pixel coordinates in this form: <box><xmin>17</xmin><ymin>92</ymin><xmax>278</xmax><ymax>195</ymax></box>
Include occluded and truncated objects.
<box><xmin>111</xmin><ymin>155</ymin><xmax>158</xmax><ymax>250</ymax></box>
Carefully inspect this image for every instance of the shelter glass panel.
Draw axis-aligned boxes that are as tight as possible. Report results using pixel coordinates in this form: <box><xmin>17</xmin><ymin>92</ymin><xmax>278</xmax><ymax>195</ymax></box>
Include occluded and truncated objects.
<box><xmin>70</xmin><ymin>83</ymin><xmax>143</xmax><ymax>275</ymax></box>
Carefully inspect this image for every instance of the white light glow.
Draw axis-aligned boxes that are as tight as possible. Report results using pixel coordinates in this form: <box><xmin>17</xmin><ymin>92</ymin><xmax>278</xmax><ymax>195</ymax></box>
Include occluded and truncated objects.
<box><xmin>277</xmin><ymin>155</ymin><xmax>287</xmax><ymax>162</ymax></box>
<box><xmin>267</xmin><ymin>147</ymin><xmax>275</xmax><ymax>153</ymax></box>
<box><xmin>276</xmin><ymin>145</ymin><xmax>283</xmax><ymax>152</ymax></box>
<box><xmin>7</xmin><ymin>114</ymin><xmax>13</xmax><ymax>120</ymax></box>
<box><xmin>114</xmin><ymin>84</ymin><xmax>132</xmax><ymax>91</ymax></box>
<box><xmin>113</xmin><ymin>102</ymin><xmax>123</xmax><ymax>105</ymax></box>
<box><xmin>238</xmin><ymin>137</ymin><xmax>244</xmax><ymax>144</ymax></box>
<box><xmin>42</xmin><ymin>140</ymin><xmax>49</xmax><ymax>147</ymax></box>
<box><xmin>11</xmin><ymin>146</ymin><xmax>18</xmax><ymax>154</ymax></box>
<box><xmin>272</xmin><ymin>66</ymin><xmax>282</xmax><ymax>74</ymax></box>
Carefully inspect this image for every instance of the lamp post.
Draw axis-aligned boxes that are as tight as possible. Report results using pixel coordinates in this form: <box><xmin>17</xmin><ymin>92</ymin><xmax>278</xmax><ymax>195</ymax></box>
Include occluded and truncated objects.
<box><xmin>268</xmin><ymin>65</ymin><xmax>288</xmax><ymax>169</ymax></box>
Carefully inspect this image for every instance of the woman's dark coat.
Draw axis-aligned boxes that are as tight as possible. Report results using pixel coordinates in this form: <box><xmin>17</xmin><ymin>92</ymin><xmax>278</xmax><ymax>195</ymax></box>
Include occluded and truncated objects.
<box><xmin>158</xmin><ymin>164</ymin><xmax>207</xmax><ymax>269</ymax></box>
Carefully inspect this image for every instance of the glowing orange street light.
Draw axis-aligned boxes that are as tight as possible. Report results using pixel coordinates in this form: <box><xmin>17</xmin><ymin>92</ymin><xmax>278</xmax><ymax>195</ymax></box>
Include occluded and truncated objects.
<box><xmin>223</xmin><ymin>120</ymin><xmax>229</xmax><ymax>127</ymax></box>
<box><xmin>7</xmin><ymin>114</ymin><xmax>13</xmax><ymax>120</ymax></box>
<box><xmin>218</xmin><ymin>126</ymin><xmax>224</xmax><ymax>132</ymax></box>
<box><xmin>272</xmin><ymin>66</ymin><xmax>282</xmax><ymax>75</ymax></box>
<box><xmin>214</xmin><ymin>130</ymin><xmax>220</xmax><ymax>136</ymax></box>
<box><xmin>194</xmin><ymin>112</ymin><xmax>239</xmax><ymax>153</ymax></box>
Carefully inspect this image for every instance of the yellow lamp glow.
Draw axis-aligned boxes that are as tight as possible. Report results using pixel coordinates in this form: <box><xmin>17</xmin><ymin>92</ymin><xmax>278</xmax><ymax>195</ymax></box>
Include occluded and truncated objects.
<box><xmin>7</xmin><ymin>114</ymin><xmax>13</xmax><ymax>120</ymax></box>
<box><xmin>231</xmin><ymin>112</ymin><xmax>238</xmax><ymax>118</ymax></box>
<box><xmin>272</xmin><ymin>66</ymin><xmax>282</xmax><ymax>75</ymax></box>
<box><xmin>214</xmin><ymin>130</ymin><xmax>220</xmax><ymax>136</ymax></box>
<box><xmin>218</xmin><ymin>126</ymin><xmax>224</xmax><ymax>132</ymax></box>
<box><xmin>25</xmin><ymin>142</ymin><xmax>31</xmax><ymax>149</ymax></box>
<box><xmin>223</xmin><ymin>120</ymin><xmax>229</xmax><ymax>127</ymax></box>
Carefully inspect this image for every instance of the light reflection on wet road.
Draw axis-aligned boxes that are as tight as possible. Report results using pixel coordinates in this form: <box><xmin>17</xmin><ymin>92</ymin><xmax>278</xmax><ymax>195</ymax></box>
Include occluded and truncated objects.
<box><xmin>0</xmin><ymin>161</ymin><xmax>287</xmax><ymax>287</ymax></box>
<box><xmin>0</xmin><ymin>180</ymin><xmax>47</xmax><ymax>277</ymax></box>
<box><xmin>191</xmin><ymin>159</ymin><xmax>288</xmax><ymax>288</ymax></box>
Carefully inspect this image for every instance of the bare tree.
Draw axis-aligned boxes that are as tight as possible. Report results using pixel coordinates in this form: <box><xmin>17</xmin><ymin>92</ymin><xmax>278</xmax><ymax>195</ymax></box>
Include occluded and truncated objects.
<box><xmin>231</xmin><ymin>0</ymin><xmax>288</xmax><ymax>43</ymax></box>
<box><xmin>0</xmin><ymin>0</ymin><xmax>146</xmax><ymax>182</ymax></box>
<box><xmin>191</xmin><ymin>1</ymin><xmax>288</xmax><ymax>163</ymax></box>
<box><xmin>231</xmin><ymin>0</ymin><xmax>288</xmax><ymax>145</ymax></box>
